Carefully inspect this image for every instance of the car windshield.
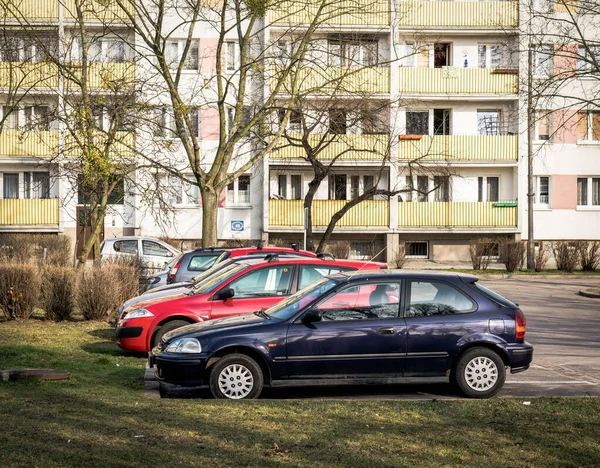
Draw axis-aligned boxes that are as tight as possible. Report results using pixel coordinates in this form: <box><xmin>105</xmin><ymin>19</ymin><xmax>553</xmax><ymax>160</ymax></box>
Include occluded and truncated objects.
<box><xmin>266</xmin><ymin>278</ymin><xmax>339</xmax><ymax>321</ymax></box>
<box><xmin>191</xmin><ymin>264</ymin><xmax>247</xmax><ymax>295</ymax></box>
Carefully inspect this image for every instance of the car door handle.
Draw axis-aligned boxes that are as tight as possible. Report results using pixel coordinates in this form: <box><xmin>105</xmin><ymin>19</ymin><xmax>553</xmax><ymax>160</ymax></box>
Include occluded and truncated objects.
<box><xmin>378</xmin><ymin>327</ymin><xmax>395</xmax><ymax>335</ymax></box>
<box><xmin>332</xmin><ymin>301</ymin><xmax>350</xmax><ymax>306</ymax></box>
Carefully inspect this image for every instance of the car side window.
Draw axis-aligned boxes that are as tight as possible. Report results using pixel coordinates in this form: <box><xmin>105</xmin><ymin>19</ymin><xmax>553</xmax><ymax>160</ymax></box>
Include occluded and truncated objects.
<box><xmin>188</xmin><ymin>254</ymin><xmax>220</xmax><ymax>271</ymax></box>
<box><xmin>407</xmin><ymin>280</ymin><xmax>476</xmax><ymax>317</ymax></box>
<box><xmin>142</xmin><ymin>240</ymin><xmax>172</xmax><ymax>257</ymax></box>
<box><xmin>298</xmin><ymin>265</ymin><xmax>351</xmax><ymax>290</ymax></box>
<box><xmin>113</xmin><ymin>240</ymin><xmax>138</xmax><ymax>254</ymax></box>
<box><xmin>228</xmin><ymin>266</ymin><xmax>294</xmax><ymax>299</ymax></box>
<box><xmin>315</xmin><ymin>282</ymin><xmax>400</xmax><ymax>321</ymax></box>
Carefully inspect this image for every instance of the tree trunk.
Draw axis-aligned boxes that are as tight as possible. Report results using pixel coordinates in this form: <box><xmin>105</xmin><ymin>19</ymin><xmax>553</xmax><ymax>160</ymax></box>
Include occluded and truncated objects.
<box><xmin>76</xmin><ymin>210</ymin><xmax>105</xmax><ymax>270</ymax></box>
<box><xmin>201</xmin><ymin>188</ymin><xmax>219</xmax><ymax>248</ymax></box>
<box><xmin>303</xmin><ymin>179</ymin><xmax>321</xmax><ymax>251</ymax></box>
<box><xmin>317</xmin><ymin>200</ymin><xmax>358</xmax><ymax>253</ymax></box>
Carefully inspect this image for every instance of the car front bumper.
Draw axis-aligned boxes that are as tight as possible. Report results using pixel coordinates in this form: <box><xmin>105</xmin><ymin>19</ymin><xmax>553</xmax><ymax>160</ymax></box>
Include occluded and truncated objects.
<box><xmin>151</xmin><ymin>352</ymin><xmax>209</xmax><ymax>387</ymax></box>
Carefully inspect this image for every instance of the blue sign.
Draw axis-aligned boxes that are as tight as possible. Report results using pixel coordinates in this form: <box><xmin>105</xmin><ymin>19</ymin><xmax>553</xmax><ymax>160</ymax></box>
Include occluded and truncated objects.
<box><xmin>231</xmin><ymin>220</ymin><xmax>244</xmax><ymax>232</ymax></box>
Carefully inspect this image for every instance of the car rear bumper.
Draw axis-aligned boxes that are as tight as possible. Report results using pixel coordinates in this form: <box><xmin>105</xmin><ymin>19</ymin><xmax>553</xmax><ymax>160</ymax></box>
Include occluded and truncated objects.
<box><xmin>506</xmin><ymin>342</ymin><xmax>534</xmax><ymax>373</ymax></box>
<box><xmin>152</xmin><ymin>352</ymin><xmax>208</xmax><ymax>387</ymax></box>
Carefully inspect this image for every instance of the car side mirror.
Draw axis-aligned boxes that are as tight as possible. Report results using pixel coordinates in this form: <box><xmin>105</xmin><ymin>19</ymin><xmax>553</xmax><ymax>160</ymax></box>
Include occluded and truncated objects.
<box><xmin>214</xmin><ymin>287</ymin><xmax>235</xmax><ymax>301</ymax></box>
<box><xmin>302</xmin><ymin>308</ymin><xmax>322</xmax><ymax>324</ymax></box>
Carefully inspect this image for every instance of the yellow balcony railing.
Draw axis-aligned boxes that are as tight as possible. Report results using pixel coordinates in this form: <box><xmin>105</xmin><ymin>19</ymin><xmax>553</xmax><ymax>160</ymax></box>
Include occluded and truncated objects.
<box><xmin>398</xmin><ymin>135</ymin><xmax>518</xmax><ymax>162</ymax></box>
<box><xmin>0</xmin><ymin>199</ymin><xmax>59</xmax><ymax>226</ymax></box>
<box><xmin>398</xmin><ymin>68</ymin><xmax>518</xmax><ymax>95</ymax></box>
<box><xmin>64</xmin><ymin>132</ymin><xmax>135</xmax><ymax>159</ymax></box>
<box><xmin>0</xmin><ymin>131</ymin><xmax>58</xmax><ymax>158</ymax></box>
<box><xmin>271</xmin><ymin>134</ymin><xmax>389</xmax><ymax>161</ymax></box>
<box><xmin>271</xmin><ymin>0</ymin><xmax>390</xmax><ymax>26</ymax></box>
<box><xmin>1</xmin><ymin>0</ymin><xmax>59</xmax><ymax>20</ymax></box>
<box><xmin>0</xmin><ymin>62</ymin><xmax>58</xmax><ymax>89</ymax></box>
<box><xmin>63</xmin><ymin>0</ymin><xmax>134</xmax><ymax>22</ymax></box>
<box><xmin>269</xmin><ymin>199</ymin><xmax>389</xmax><ymax>228</ymax></box>
<box><xmin>398</xmin><ymin>1</ymin><xmax>518</xmax><ymax>28</ymax></box>
<box><xmin>273</xmin><ymin>66</ymin><xmax>390</xmax><ymax>94</ymax></box>
<box><xmin>398</xmin><ymin>201</ymin><xmax>517</xmax><ymax>228</ymax></box>
<box><xmin>66</xmin><ymin>63</ymin><xmax>136</xmax><ymax>89</ymax></box>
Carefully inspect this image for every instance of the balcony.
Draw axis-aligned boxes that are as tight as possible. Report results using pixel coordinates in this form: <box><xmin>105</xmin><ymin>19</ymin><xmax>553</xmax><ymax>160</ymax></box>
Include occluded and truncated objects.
<box><xmin>270</xmin><ymin>0</ymin><xmax>390</xmax><ymax>27</ymax></box>
<box><xmin>0</xmin><ymin>131</ymin><xmax>58</xmax><ymax>158</ymax></box>
<box><xmin>269</xmin><ymin>199</ymin><xmax>389</xmax><ymax>228</ymax></box>
<box><xmin>397</xmin><ymin>1</ymin><xmax>518</xmax><ymax>29</ymax></box>
<box><xmin>272</xmin><ymin>66</ymin><xmax>390</xmax><ymax>94</ymax></box>
<box><xmin>0</xmin><ymin>62</ymin><xmax>58</xmax><ymax>89</ymax></box>
<box><xmin>0</xmin><ymin>199</ymin><xmax>60</xmax><ymax>226</ymax></box>
<box><xmin>398</xmin><ymin>68</ymin><xmax>518</xmax><ymax>95</ymax></box>
<box><xmin>398</xmin><ymin>135</ymin><xmax>518</xmax><ymax>162</ymax></box>
<box><xmin>1</xmin><ymin>0</ymin><xmax>59</xmax><ymax>20</ymax></box>
<box><xmin>64</xmin><ymin>132</ymin><xmax>135</xmax><ymax>159</ymax></box>
<box><xmin>271</xmin><ymin>134</ymin><xmax>389</xmax><ymax>161</ymax></box>
<box><xmin>398</xmin><ymin>201</ymin><xmax>517</xmax><ymax>228</ymax></box>
<box><xmin>63</xmin><ymin>0</ymin><xmax>133</xmax><ymax>22</ymax></box>
<box><xmin>66</xmin><ymin>63</ymin><xmax>136</xmax><ymax>90</ymax></box>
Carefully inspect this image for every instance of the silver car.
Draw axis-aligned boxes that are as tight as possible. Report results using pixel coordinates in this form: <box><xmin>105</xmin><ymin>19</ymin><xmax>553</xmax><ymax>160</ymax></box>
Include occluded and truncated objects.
<box><xmin>100</xmin><ymin>237</ymin><xmax>180</xmax><ymax>277</ymax></box>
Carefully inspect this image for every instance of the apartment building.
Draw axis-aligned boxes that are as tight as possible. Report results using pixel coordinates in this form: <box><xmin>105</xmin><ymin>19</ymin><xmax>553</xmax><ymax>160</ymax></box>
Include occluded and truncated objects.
<box><xmin>0</xmin><ymin>0</ymin><xmax>598</xmax><ymax>264</ymax></box>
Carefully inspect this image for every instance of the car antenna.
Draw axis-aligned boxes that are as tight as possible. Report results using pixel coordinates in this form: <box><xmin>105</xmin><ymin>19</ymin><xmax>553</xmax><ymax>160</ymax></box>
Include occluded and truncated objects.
<box><xmin>347</xmin><ymin>245</ymin><xmax>388</xmax><ymax>279</ymax></box>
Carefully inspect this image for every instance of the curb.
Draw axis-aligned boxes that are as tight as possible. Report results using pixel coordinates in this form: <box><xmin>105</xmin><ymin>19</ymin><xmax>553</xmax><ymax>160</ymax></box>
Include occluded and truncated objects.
<box><xmin>579</xmin><ymin>289</ymin><xmax>600</xmax><ymax>299</ymax></box>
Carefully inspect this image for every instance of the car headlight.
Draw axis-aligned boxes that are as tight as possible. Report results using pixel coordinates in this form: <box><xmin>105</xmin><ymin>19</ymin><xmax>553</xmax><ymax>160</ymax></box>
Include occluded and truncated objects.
<box><xmin>165</xmin><ymin>338</ymin><xmax>202</xmax><ymax>354</ymax></box>
<box><xmin>124</xmin><ymin>308</ymin><xmax>154</xmax><ymax>319</ymax></box>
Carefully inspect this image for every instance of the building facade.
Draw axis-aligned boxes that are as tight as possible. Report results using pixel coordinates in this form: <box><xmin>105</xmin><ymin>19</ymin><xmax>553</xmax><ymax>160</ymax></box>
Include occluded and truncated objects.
<box><xmin>0</xmin><ymin>0</ymin><xmax>598</xmax><ymax>264</ymax></box>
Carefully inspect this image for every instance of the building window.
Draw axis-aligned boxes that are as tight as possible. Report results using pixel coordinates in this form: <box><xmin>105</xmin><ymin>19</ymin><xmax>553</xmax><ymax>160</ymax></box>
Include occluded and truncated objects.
<box><xmin>329</xmin><ymin>109</ymin><xmax>347</xmax><ymax>134</ymax></box>
<box><xmin>156</xmin><ymin>174</ymin><xmax>183</xmax><ymax>205</ymax></box>
<box><xmin>533</xmin><ymin>45</ymin><xmax>553</xmax><ymax>78</ymax></box>
<box><xmin>188</xmin><ymin>108</ymin><xmax>200</xmax><ymax>138</ymax></box>
<box><xmin>328</xmin><ymin>38</ymin><xmax>378</xmax><ymax>67</ymax></box>
<box><xmin>576</xmin><ymin>111</ymin><xmax>600</xmax><ymax>142</ymax></box>
<box><xmin>477</xmin><ymin>110</ymin><xmax>500</xmax><ymax>136</ymax></box>
<box><xmin>329</xmin><ymin>174</ymin><xmax>347</xmax><ymax>200</ymax></box>
<box><xmin>2</xmin><ymin>173</ymin><xmax>19</xmax><ymax>199</ymax></box>
<box><xmin>405</xmin><ymin>241</ymin><xmax>428</xmax><ymax>259</ymax></box>
<box><xmin>577</xmin><ymin>177</ymin><xmax>600</xmax><ymax>207</ymax></box>
<box><xmin>291</xmin><ymin>174</ymin><xmax>302</xmax><ymax>200</ymax></box>
<box><xmin>277</xmin><ymin>174</ymin><xmax>287</xmax><ymax>199</ymax></box>
<box><xmin>478</xmin><ymin>44</ymin><xmax>502</xmax><ymax>69</ymax></box>
<box><xmin>24</xmin><ymin>172</ymin><xmax>50</xmax><ymax>199</ymax></box>
<box><xmin>417</xmin><ymin>175</ymin><xmax>428</xmax><ymax>202</ymax></box>
<box><xmin>577</xmin><ymin>46</ymin><xmax>600</xmax><ymax>76</ymax></box>
<box><xmin>165</xmin><ymin>39</ymin><xmax>199</xmax><ymax>70</ymax></box>
<box><xmin>227</xmin><ymin>175</ymin><xmax>251</xmax><ymax>205</ymax></box>
<box><xmin>433</xmin><ymin>109</ymin><xmax>451</xmax><ymax>135</ymax></box>
<box><xmin>89</xmin><ymin>38</ymin><xmax>127</xmax><ymax>63</ymax></box>
<box><xmin>535</xmin><ymin>176</ymin><xmax>550</xmax><ymax>206</ymax></box>
<box><xmin>433</xmin><ymin>176</ymin><xmax>450</xmax><ymax>202</ymax></box>
<box><xmin>478</xmin><ymin>176</ymin><xmax>499</xmax><ymax>202</ymax></box>
<box><xmin>406</xmin><ymin>111</ymin><xmax>429</xmax><ymax>135</ymax></box>
<box><xmin>184</xmin><ymin>176</ymin><xmax>199</xmax><ymax>205</ymax></box>
<box><xmin>536</xmin><ymin>111</ymin><xmax>551</xmax><ymax>141</ymax></box>
<box><xmin>226</xmin><ymin>41</ymin><xmax>239</xmax><ymax>72</ymax></box>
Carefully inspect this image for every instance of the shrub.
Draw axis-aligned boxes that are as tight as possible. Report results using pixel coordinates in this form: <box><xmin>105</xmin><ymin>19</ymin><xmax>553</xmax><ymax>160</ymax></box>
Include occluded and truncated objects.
<box><xmin>469</xmin><ymin>238</ymin><xmax>497</xmax><ymax>270</ymax></box>
<box><xmin>534</xmin><ymin>241</ymin><xmax>551</xmax><ymax>272</ymax></box>
<box><xmin>78</xmin><ymin>264</ymin><xmax>139</xmax><ymax>321</ymax></box>
<box><xmin>0</xmin><ymin>262</ymin><xmax>40</xmax><ymax>320</ymax></box>
<box><xmin>394</xmin><ymin>245</ymin><xmax>407</xmax><ymax>269</ymax></box>
<box><xmin>577</xmin><ymin>241</ymin><xmax>600</xmax><ymax>271</ymax></box>
<box><xmin>0</xmin><ymin>233</ymin><xmax>71</xmax><ymax>266</ymax></box>
<box><xmin>501</xmin><ymin>241</ymin><xmax>525</xmax><ymax>273</ymax></box>
<box><xmin>41</xmin><ymin>266</ymin><xmax>76</xmax><ymax>322</ymax></box>
<box><xmin>552</xmin><ymin>241</ymin><xmax>579</xmax><ymax>272</ymax></box>
<box><xmin>38</xmin><ymin>235</ymin><xmax>71</xmax><ymax>267</ymax></box>
<box><xmin>324</xmin><ymin>241</ymin><xmax>351</xmax><ymax>259</ymax></box>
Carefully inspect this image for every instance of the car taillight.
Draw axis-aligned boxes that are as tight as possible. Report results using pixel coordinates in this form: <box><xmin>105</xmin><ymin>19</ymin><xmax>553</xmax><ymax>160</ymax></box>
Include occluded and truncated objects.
<box><xmin>515</xmin><ymin>309</ymin><xmax>526</xmax><ymax>342</ymax></box>
<box><xmin>168</xmin><ymin>257</ymin><xmax>183</xmax><ymax>283</ymax></box>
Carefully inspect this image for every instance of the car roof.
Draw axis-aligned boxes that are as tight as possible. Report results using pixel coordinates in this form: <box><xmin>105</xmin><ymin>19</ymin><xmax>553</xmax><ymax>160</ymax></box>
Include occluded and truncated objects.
<box><xmin>237</xmin><ymin>257</ymin><xmax>386</xmax><ymax>268</ymax></box>
<box><xmin>327</xmin><ymin>269</ymin><xmax>479</xmax><ymax>283</ymax></box>
<box><xmin>228</xmin><ymin>247</ymin><xmax>317</xmax><ymax>257</ymax></box>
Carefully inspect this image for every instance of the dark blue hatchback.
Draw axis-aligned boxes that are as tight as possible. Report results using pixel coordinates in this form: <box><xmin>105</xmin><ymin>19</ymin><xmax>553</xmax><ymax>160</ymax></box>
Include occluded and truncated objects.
<box><xmin>150</xmin><ymin>271</ymin><xmax>533</xmax><ymax>399</ymax></box>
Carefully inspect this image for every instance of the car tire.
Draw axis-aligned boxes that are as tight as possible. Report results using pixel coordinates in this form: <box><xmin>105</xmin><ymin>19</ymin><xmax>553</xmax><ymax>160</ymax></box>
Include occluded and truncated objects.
<box><xmin>151</xmin><ymin>320</ymin><xmax>192</xmax><ymax>350</ymax></box>
<box><xmin>453</xmin><ymin>347</ymin><xmax>506</xmax><ymax>399</ymax></box>
<box><xmin>209</xmin><ymin>354</ymin><xmax>263</xmax><ymax>400</ymax></box>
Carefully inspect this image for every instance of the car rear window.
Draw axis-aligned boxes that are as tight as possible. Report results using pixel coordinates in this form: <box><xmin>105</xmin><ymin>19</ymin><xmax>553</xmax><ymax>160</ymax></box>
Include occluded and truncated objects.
<box><xmin>470</xmin><ymin>283</ymin><xmax>517</xmax><ymax>308</ymax></box>
<box><xmin>188</xmin><ymin>254</ymin><xmax>221</xmax><ymax>271</ymax></box>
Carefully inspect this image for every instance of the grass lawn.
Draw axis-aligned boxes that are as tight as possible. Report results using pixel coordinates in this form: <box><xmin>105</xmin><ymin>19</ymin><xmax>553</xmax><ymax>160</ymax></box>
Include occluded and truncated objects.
<box><xmin>416</xmin><ymin>268</ymin><xmax>600</xmax><ymax>276</ymax></box>
<box><xmin>1</xmin><ymin>320</ymin><xmax>599</xmax><ymax>467</ymax></box>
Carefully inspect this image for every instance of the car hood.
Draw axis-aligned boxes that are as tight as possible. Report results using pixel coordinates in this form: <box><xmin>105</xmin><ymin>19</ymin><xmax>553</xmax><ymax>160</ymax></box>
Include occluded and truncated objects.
<box><xmin>163</xmin><ymin>313</ymin><xmax>266</xmax><ymax>342</ymax></box>
<box><xmin>123</xmin><ymin>289</ymin><xmax>190</xmax><ymax>312</ymax></box>
<box><xmin>142</xmin><ymin>280</ymin><xmax>193</xmax><ymax>295</ymax></box>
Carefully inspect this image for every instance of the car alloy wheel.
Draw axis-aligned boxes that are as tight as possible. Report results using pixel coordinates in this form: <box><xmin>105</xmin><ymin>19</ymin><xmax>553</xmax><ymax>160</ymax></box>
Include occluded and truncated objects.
<box><xmin>218</xmin><ymin>364</ymin><xmax>254</xmax><ymax>399</ymax></box>
<box><xmin>464</xmin><ymin>356</ymin><xmax>498</xmax><ymax>392</ymax></box>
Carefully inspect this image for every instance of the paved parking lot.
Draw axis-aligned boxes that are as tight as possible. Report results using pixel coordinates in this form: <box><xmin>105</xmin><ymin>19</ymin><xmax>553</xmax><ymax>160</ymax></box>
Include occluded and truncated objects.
<box><xmin>146</xmin><ymin>276</ymin><xmax>600</xmax><ymax>400</ymax></box>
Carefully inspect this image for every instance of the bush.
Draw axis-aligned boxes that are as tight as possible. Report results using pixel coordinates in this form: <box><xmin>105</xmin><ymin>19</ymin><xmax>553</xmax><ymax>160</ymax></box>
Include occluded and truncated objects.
<box><xmin>577</xmin><ymin>241</ymin><xmax>600</xmax><ymax>271</ymax></box>
<box><xmin>552</xmin><ymin>241</ymin><xmax>579</xmax><ymax>272</ymax></box>
<box><xmin>394</xmin><ymin>245</ymin><xmax>407</xmax><ymax>269</ymax></box>
<box><xmin>41</xmin><ymin>266</ymin><xmax>76</xmax><ymax>322</ymax></box>
<box><xmin>469</xmin><ymin>238</ymin><xmax>497</xmax><ymax>270</ymax></box>
<box><xmin>324</xmin><ymin>241</ymin><xmax>351</xmax><ymax>259</ymax></box>
<box><xmin>534</xmin><ymin>241</ymin><xmax>551</xmax><ymax>272</ymax></box>
<box><xmin>78</xmin><ymin>264</ymin><xmax>139</xmax><ymax>321</ymax></box>
<box><xmin>501</xmin><ymin>241</ymin><xmax>525</xmax><ymax>273</ymax></box>
<box><xmin>0</xmin><ymin>233</ymin><xmax>71</xmax><ymax>266</ymax></box>
<box><xmin>0</xmin><ymin>262</ymin><xmax>40</xmax><ymax>320</ymax></box>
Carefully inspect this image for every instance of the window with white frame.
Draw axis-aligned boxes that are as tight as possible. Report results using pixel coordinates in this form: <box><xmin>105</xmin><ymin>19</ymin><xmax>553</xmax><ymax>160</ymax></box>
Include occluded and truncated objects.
<box><xmin>478</xmin><ymin>44</ymin><xmax>503</xmax><ymax>69</ymax></box>
<box><xmin>577</xmin><ymin>177</ymin><xmax>600</xmax><ymax>207</ymax></box>
<box><xmin>533</xmin><ymin>45</ymin><xmax>553</xmax><ymax>77</ymax></box>
<box><xmin>406</xmin><ymin>110</ymin><xmax>429</xmax><ymax>135</ymax></box>
<box><xmin>328</xmin><ymin>38</ymin><xmax>378</xmax><ymax>67</ymax></box>
<box><xmin>2</xmin><ymin>173</ymin><xmax>19</xmax><ymax>199</ymax></box>
<box><xmin>478</xmin><ymin>176</ymin><xmax>499</xmax><ymax>202</ymax></box>
<box><xmin>577</xmin><ymin>46</ymin><xmax>600</xmax><ymax>76</ymax></box>
<box><xmin>225</xmin><ymin>41</ymin><xmax>239</xmax><ymax>72</ymax></box>
<box><xmin>276</xmin><ymin>174</ymin><xmax>302</xmax><ymax>200</ymax></box>
<box><xmin>433</xmin><ymin>176</ymin><xmax>450</xmax><ymax>202</ymax></box>
<box><xmin>165</xmin><ymin>39</ymin><xmax>199</xmax><ymax>70</ymax></box>
<box><xmin>1</xmin><ymin>106</ymin><xmax>19</xmax><ymax>130</ymax></box>
<box><xmin>227</xmin><ymin>175</ymin><xmax>251</xmax><ymax>205</ymax></box>
<box><xmin>405</xmin><ymin>241</ymin><xmax>428</xmax><ymax>259</ymax></box>
<box><xmin>477</xmin><ymin>110</ymin><xmax>501</xmax><ymax>136</ymax></box>
<box><xmin>534</xmin><ymin>176</ymin><xmax>550</xmax><ymax>206</ymax></box>
<box><xmin>535</xmin><ymin>111</ymin><xmax>551</xmax><ymax>141</ymax></box>
<box><xmin>152</xmin><ymin>107</ymin><xmax>177</xmax><ymax>137</ymax></box>
<box><xmin>0</xmin><ymin>36</ymin><xmax>55</xmax><ymax>62</ymax></box>
<box><xmin>89</xmin><ymin>38</ymin><xmax>127</xmax><ymax>63</ymax></box>
<box><xmin>402</xmin><ymin>43</ymin><xmax>416</xmax><ymax>67</ymax></box>
<box><xmin>576</xmin><ymin>111</ymin><xmax>600</xmax><ymax>142</ymax></box>
<box><xmin>156</xmin><ymin>174</ymin><xmax>182</xmax><ymax>205</ymax></box>
<box><xmin>23</xmin><ymin>172</ymin><xmax>50</xmax><ymax>199</ymax></box>
<box><xmin>183</xmin><ymin>176</ymin><xmax>199</xmax><ymax>205</ymax></box>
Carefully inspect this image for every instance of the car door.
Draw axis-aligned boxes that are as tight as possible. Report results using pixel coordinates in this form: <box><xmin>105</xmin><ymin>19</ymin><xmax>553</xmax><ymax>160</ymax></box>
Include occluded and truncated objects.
<box><xmin>210</xmin><ymin>265</ymin><xmax>296</xmax><ymax>319</ymax></box>
<box><xmin>141</xmin><ymin>240</ymin><xmax>175</xmax><ymax>276</ymax></box>
<box><xmin>285</xmin><ymin>281</ymin><xmax>406</xmax><ymax>378</ymax></box>
<box><xmin>403</xmin><ymin>279</ymin><xmax>480</xmax><ymax>377</ymax></box>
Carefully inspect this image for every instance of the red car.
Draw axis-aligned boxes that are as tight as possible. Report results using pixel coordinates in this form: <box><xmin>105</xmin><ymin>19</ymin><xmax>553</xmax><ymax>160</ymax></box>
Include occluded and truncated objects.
<box><xmin>116</xmin><ymin>257</ymin><xmax>386</xmax><ymax>352</ymax></box>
